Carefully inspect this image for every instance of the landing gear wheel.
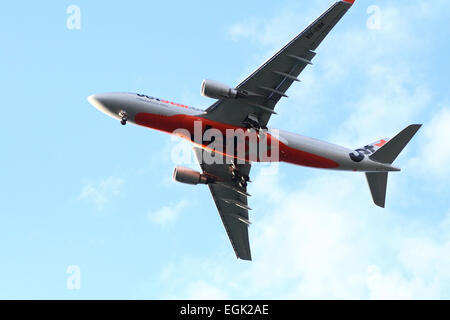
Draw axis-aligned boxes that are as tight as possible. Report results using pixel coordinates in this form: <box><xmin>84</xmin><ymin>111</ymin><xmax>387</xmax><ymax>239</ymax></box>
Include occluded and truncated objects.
<box><xmin>241</xmin><ymin>175</ymin><xmax>250</xmax><ymax>183</ymax></box>
<box><xmin>231</xmin><ymin>168</ymin><xmax>238</xmax><ymax>181</ymax></box>
<box><xmin>240</xmin><ymin>175</ymin><xmax>249</xmax><ymax>186</ymax></box>
<box><xmin>238</xmin><ymin>180</ymin><xmax>248</xmax><ymax>189</ymax></box>
<box><xmin>119</xmin><ymin>110</ymin><xmax>128</xmax><ymax>126</ymax></box>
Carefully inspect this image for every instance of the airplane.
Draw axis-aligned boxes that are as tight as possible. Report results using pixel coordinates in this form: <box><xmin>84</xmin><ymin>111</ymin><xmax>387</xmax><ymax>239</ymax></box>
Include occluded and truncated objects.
<box><xmin>88</xmin><ymin>0</ymin><xmax>421</xmax><ymax>261</ymax></box>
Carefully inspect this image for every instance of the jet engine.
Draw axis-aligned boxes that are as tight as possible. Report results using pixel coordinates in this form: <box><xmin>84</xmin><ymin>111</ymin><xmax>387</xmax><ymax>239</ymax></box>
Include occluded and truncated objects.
<box><xmin>201</xmin><ymin>80</ymin><xmax>239</xmax><ymax>100</ymax></box>
<box><xmin>173</xmin><ymin>166</ymin><xmax>209</xmax><ymax>185</ymax></box>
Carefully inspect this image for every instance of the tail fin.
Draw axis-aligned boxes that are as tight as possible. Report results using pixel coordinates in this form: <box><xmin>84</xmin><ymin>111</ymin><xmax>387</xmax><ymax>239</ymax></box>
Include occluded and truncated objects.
<box><xmin>370</xmin><ymin>124</ymin><xmax>422</xmax><ymax>164</ymax></box>
<box><xmin>366</xmin><ymin>172</ymin><xmax>388</xmax><ymax>208</ymax></box>
<box><xmin>366</xmin><ymin>124</ymin><xmax>422</xmax><ymax>208</ymax></box>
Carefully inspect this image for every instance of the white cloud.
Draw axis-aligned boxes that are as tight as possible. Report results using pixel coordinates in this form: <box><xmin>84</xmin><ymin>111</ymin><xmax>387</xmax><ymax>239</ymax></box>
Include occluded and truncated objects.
<box><xmin>408</xmin><ymin>107</ymin><xmax>450</xmax><ymax>179</ymax></box>
<box><xmin>227</xmin><ymin>2</ymin><xmax>327</xmax><ymax>48</ymax></box>
<box><xmin>147</xmin><ymin>200</ymin><xmax>188</xmax><ymax>226</ymax></box>
<box><xmin>154</xmin><ymin>170</ymin><xmax>450</xmax><ymax>299</ymax></box>
<box><xmin>366</xmin><ymin>210</ymin><xmax>450</xmax><ymax>300</ymax></box>
<box><xmin>78</xmin><ymin>177</ymin><xmax>124</xmax><ymax>210</ymax></box>
<box><xmin>333</xmin><ymin>64</ymin><xmax>431</xmax><ymax>147</ymax></box>
<box><xmin>226</xmin><ymin>3</ymin><xmax>326</xmax><ymax>88</ymax></box>
<box><xmin>184</xmin><ymin>281</ymin><xmax>229</xmax><ymax>300</ymax></box>
<box><xmin>151</xmin><ymin>0</ymin><xmax>450</xmax><ymax>300</ymax></box>
<box><xmin>366</xmin><ymin>265</ymin><xmax>421</xmax><ymax>300</ymax></box>
<box><xmin>225</xmin><ymin>1</ymin><xmax>437</xmax><ymax>140</ymax></box>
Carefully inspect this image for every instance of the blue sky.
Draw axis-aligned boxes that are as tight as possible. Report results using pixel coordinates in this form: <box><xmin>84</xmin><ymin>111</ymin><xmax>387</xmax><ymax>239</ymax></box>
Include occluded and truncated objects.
<box><xmin>1</xmin><ymin>0</ymin><xmax>449</xmax><ymax>299</ymax></box>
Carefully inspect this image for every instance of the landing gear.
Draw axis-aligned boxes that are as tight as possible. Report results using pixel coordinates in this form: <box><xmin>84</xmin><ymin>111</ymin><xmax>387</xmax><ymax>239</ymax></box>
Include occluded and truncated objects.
<box><xmin>238</xmin><ymin>176</ymin><xmax>248</xmax><ymax>189</ymax></box>
<box><xmin>119</xmin><ymin>111</ymin><xmax>128</xmax><ymax>126</ymax></box>
<box><xmin>230</xmin><ymin>162</ymin><xmax>250</xmax><ymax>189</ymax></box>
<box><xmin>243</xmin><ymin>113</ymin><xmax>267</xmax><ymax>135</ymax></box>
<box><xmin>243</xmin><ymin>114</ymin><xmax>260</xmax><ymax>132</ymax></box>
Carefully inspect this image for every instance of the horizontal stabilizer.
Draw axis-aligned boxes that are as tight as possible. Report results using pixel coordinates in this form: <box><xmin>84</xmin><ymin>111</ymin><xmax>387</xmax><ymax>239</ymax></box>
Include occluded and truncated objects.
<box><xmin>370</xmin><ymin>124</ymin><xmax>422</xmax><ymax>164</ymax></box>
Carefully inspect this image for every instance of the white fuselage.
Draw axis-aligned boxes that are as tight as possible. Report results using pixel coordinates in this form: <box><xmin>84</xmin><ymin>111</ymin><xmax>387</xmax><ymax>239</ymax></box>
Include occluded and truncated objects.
<box><xmin>88</xmin><ymin>92</ymin><xmax>399</xmax><ymax>173</ymax></box>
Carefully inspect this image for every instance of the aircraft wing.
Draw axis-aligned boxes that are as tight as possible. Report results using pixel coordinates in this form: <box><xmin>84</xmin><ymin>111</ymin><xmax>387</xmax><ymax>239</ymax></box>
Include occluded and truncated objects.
<box><xmin>203</xmin><ymin>0</ymin><xmax>355</xmax><ymax>128</ymax></box>
<box><xmin>193</xmin><ymin>147</ymin><xmax>252</xmax><ymax>261</ymax></box>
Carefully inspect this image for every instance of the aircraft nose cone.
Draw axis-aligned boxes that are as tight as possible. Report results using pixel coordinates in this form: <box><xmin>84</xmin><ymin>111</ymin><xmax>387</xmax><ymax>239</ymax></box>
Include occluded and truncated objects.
<box><xmin>87</xmin><ymin>94</ymin><xmax>105</xmax><ymax>111</ymax></box>
<box><xmin>87</xmin><ymin>92</ymin><xmax>128</xmax><ymax>121</ymax></box>
<box><xmin>87</xmin><ymin>93</ymin><xmax>118</xmax><ymax>119</ymax></box>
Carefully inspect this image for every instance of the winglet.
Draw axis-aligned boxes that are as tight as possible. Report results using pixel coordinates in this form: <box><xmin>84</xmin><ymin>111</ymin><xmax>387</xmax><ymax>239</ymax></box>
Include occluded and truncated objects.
<box><xmin>342</xmin><ymin>0</ymin><xmax>355</xmax><ymax>5</ymax></box>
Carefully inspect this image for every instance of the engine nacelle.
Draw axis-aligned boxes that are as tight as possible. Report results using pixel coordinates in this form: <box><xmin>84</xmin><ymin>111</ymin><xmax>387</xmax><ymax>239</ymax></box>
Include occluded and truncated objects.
<box><xmin>201</xmin><ymin>80</ymin><xmax>238</xmax><ymax>100</ymax></box>
<box><xmin>173</xmin><ymin>166</ymin><xmax>209</xmax><ymax>185</ymax></box>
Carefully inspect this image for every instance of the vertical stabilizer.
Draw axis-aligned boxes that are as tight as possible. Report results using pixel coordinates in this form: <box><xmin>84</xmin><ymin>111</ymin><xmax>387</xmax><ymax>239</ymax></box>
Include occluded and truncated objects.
<box><xmin>365</xmin><ymin>172</ymin><xmax>388</xmax><ymax>208</ymax></box>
